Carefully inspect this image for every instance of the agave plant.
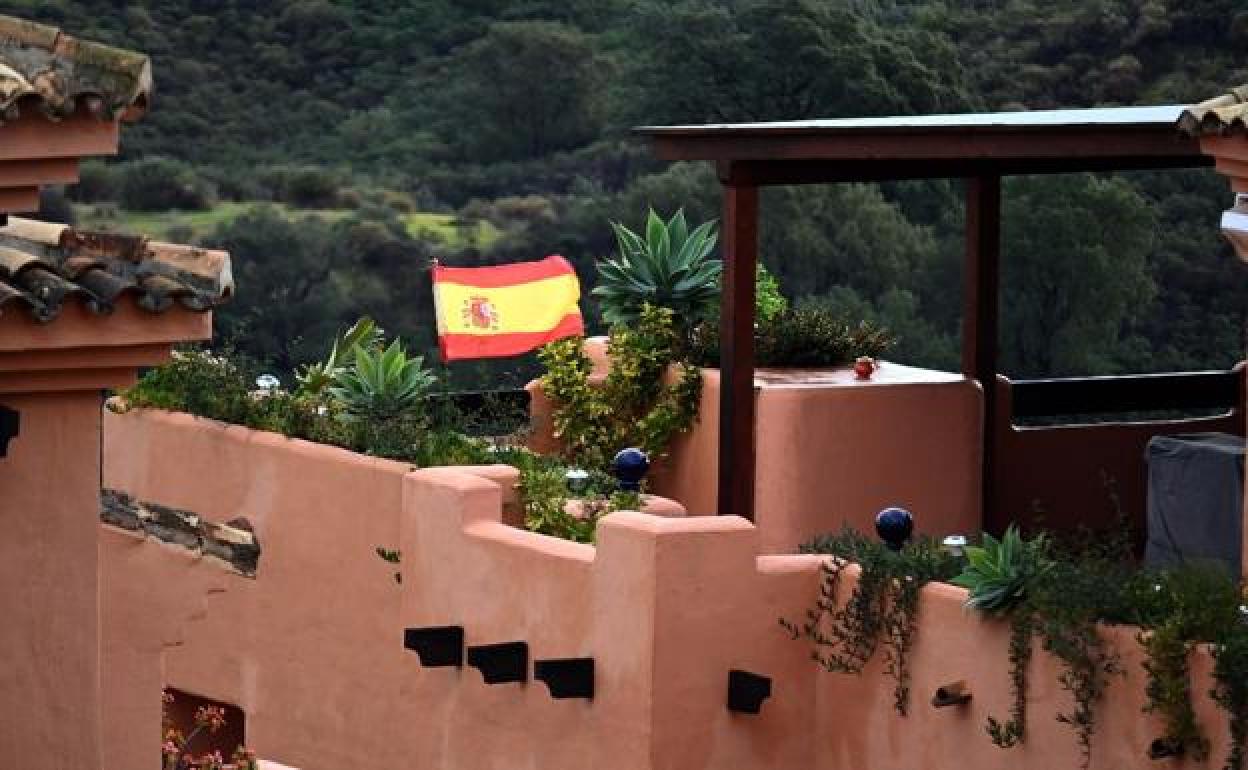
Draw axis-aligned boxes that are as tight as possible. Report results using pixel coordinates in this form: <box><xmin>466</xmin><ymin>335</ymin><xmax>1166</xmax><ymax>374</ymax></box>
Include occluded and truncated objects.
<box><xmin>593</xmin><ymin>208</ymin><xmax>721</xmax><ymax>327</ymax></box>
<box><xmin>327</xmin><ymin>338</ymin><xmax>436</xmax><ymax>420</ymax></box>
<box><xmin>951</xmin><ymin>525</ymin><xmax>1053</xmax><ymax>615</ymax></box>
<box><xmin>296</xmin><ymin>316</ymin><xmax>384</xmax><ymax>398</ymax></box>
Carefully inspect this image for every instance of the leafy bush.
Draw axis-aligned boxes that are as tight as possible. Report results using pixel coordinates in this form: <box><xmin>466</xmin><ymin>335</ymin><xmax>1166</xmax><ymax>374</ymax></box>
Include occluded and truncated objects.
<box><xmin>754</xmin><ymin>263</ymin><xmax>789</xmax><ymax>324</ymax></box>
<box><xmin>691</xmin><ymin>300</ymin><xmax>894</xmax><ymax>368</ymax></box>
<box><xmin>1213</xmin><ymin>632</ymin><xmax>1248</xmax><ymax>770</ymax></box>
<box><xmin>119</xmin><ymin>158</ymin><xmax>215</xmax><ymax>212</ymax></box>
<box><xmin>538</xmin><ymin>304</ymin><xmax>702</xmax><ymax>471</ymax></box>
<box><xmin>262</xmin><ymin>166</ymin><xmax>342</xmax><ymax>208</ymax></box>
<box><xmin>593</xmin><ymin>208</ymin><xmax>721</xmax><ymax>329</ymax></box>
<box><xmin>70</xmin><ymin>160</ymin><xmax>121</xmax><ymax>203</ymax></box>
<box><xmin>704</xmin><ymin>263</ymin><xmax>789</xmax><ymax>328</ymax></box>
<box><xmin>118</xmin><ymin>325</ymin><xmax>642</xmax><ymax>544</ymax></box>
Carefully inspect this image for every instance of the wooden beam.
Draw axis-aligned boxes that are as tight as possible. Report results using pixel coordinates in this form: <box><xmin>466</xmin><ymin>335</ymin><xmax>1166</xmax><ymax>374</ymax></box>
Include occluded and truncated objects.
<box><xmin>963</xmin><ymin>175</ymin><xmax>1001</xmax><ymax>532</ymax></box>
<box><xmin>1010</xmin><ymin>369</ymin><xmax>1241</xmax><ymax>419</ymax></box>
<box><xmin>652</xmin><ymin>129</ymin><xmax>1204</xmax><ymax>165</ymax></box>
<box><xmin>716</xmin><ymin>155</ymin><xmax>1209</xmax><ymax>187</ymax></box>
<box><xmin>718</xmin><ymin>181</ymin><xmax>758</xmax><ymax>520</ymax></box>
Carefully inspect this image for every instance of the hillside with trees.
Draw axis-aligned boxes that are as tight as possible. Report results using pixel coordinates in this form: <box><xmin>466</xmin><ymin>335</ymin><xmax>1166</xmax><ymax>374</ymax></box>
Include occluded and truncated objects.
<box><xmin>7</xmin><ymin>0</ymin><xmax>1247</xmax><ymax>384</ymax></box>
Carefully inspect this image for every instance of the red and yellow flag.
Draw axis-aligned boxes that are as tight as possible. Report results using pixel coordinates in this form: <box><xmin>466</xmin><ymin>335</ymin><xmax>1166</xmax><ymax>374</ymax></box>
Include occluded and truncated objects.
<box><xmin>432</xmin><ymin>255</ymin><xmax>584</xmax><ymax>361</ymax></box>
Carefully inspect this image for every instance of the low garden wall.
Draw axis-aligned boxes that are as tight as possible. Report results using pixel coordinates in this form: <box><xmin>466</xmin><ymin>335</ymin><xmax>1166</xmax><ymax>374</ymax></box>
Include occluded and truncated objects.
<box><xmin>530</xmin><ymin>357</ymin><xmax>984</xmax><ymax>552</ymax></box>
<box><xmin>101</xmin><ymin>407</ymin><xmax>1231</xmax><ymax>770</ymax></box>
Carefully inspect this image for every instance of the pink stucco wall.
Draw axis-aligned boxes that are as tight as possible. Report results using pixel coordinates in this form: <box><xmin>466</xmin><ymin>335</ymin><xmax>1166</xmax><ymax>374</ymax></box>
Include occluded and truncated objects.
<box><xmin>100</xmin><ymin>407</ymin><xmax>1234</xmax><ymax>770</ymax></box>
<box><xmin>0</xmin><ymin>301</ymin><xmax>208</xmax><ymax>770</ymax></box>
<box><xmin>530</xmin><ymin>354</ymin><xmax>984</xmax><ymax>552</ymax></box>
<box><xmin>0</xmin><ymin>392</ymin><xmax>104</xmax><ymax>769</ymax></box>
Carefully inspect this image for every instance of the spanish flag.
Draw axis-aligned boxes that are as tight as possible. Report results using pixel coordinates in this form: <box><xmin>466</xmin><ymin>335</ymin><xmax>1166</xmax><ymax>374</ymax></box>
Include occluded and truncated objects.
<box><xmin>432</xmin><ymin>256</ymin><xmax>585</xmax><ymax>362</ymax></box>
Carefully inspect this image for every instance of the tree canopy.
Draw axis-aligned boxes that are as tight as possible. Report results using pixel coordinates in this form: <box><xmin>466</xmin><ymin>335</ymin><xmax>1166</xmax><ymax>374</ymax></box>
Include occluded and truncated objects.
<box><xmin>15</xmin><ymin>0</ymin><xmax>1246</xmax><ymax>383</ymax></box>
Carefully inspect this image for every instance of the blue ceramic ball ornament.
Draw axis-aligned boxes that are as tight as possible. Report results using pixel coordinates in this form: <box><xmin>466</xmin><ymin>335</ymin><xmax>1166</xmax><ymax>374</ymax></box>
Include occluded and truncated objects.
<box><xmin>875</xmin><ymin>507</ymin><xmax>914</xmax><ymax>551</ymax></box>
<box><xmin>611</xmin><ymin>448</ymin><xmax>650</xmax><ymax>493</ymax></box>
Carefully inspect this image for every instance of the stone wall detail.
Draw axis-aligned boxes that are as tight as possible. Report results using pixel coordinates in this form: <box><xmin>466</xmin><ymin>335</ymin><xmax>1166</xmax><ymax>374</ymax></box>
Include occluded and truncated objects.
<box><xmin>101</xmin><ymin>488</ymin><xmax>259</xmax><ymax>576</ymax></box>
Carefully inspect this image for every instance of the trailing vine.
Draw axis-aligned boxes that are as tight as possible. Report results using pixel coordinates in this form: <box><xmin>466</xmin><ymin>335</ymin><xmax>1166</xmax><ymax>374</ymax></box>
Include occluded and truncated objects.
<box><xmin>1123</xmin><ymin>563</ymin><xmax>1248</xmax><ymax>769</ymax></box>
<box><xmin>987</xmin><ymin>613</ymin><xmax>1033</xmax><ymax>748</ymax></box>
<box><xmin>1212</xmin><ymin>630</ymin><xmax>1248</xmax><ymax>770</ymax></box>
<box><xmin>782</xmin><ymin>529</ymin><xmax>961</xmax><ymax>715</ymax></box>
<box><xmin>1140</xmin><ymin>620</ymin><xmax>1206</xmax><ymax>760</ymax></box>
<box><xmin>1035</xmin><ymin>600</ymin><xmax>1123</xmax><ymax>770</ymax></box>
<box><xmin>954</xmin><ymin>527</ymin><xmax>1126</xmax><ymax>767</ymax></box>
<box><xmin>799</xmin><ymin>521</ymin><xmax>1248</xmax><ymax>769</ymax></box>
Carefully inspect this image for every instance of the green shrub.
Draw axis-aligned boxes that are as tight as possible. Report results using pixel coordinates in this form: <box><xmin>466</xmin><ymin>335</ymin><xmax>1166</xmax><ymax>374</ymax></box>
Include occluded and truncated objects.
<box><xmin>691</xmin><ymin>300</ymin><xmax>894</xmax><ymax>368</ymax></box>
<box><xmin>296</xmin><ymin>317</ymin><xmax>384</xmax><ymax>398</ymax></box>
<box><xmin>328</xmin><ymin>339</ymin><xmax>436</xmax><ymax>422</ymax></box>
<box><xmin>70</xmin><ymin>160</ymin><xmax>121</xmax><ymax>203</ymax></box>
<box><xmin>952</xmin><ymin>525</ymin><xmax>1053</xmax><ymax>615</ymax></box>
<box><xmin>119</xmin><ymin>158</ymin><xmax>215</xmax><ymax>212</ymax></box>
<box><xmin>119</xmin><ymin>331</ymin><xmax>641</xmax><ymax>544</ymax></box>
<box><xmin>593</xmin><ymin>208</ymin><xmax>721</xmax><ymax>329</ymax></box>
<box><xmin>260</xmin><ymin>165</ymin><xmax>341</xmax><ymax>208</ymax></box>
<box><xmin>538</xmin><ymin>304</ymin><xmax>701</xmax><ymax>471</ymax></box>
<box><xmin>945</xmin><ymin>525</ymin><xmax>1248</xmax><ymax>769</ymax></box>
<box><xmin>754</xmin><ymin>263</ymin><xmax>788</xmax><ymax>324</ymax></box>
<box><xmin>1212</xmin><ymin>631</ymin><xmax>1248</xmax><ymax>770</ymax></box>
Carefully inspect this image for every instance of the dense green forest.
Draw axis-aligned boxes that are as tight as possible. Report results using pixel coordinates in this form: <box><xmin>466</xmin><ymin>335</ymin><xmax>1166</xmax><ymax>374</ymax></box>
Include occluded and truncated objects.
<box><xmin>8</xmin><ymin>0</ymin><xmax>1248</xmax><ymax>385</ymax></box>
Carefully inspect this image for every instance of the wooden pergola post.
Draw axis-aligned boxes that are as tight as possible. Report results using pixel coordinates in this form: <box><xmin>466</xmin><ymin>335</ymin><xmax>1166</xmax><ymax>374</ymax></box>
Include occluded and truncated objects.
<box><xmin>719</xmin><ymin>179</ymin><xmax>759</xmax><ymax>519</ymax></box>
<box><xmin>963</xmin><ymin>175</ymin><xmax>1002</xmax><ymax>528</ymax></box>
<box><xmin>641</xmin><ymin>106</ymin><xmax>1218</xmax><ymax>536</ymax></box>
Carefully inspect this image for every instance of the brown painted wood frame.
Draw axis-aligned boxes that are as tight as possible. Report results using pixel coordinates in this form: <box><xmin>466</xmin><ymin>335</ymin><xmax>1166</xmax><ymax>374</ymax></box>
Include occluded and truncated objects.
<box><xmin>651</xmin><ymin>124</ymin><xmax>1214</xmax><ymax>522</ymax></box>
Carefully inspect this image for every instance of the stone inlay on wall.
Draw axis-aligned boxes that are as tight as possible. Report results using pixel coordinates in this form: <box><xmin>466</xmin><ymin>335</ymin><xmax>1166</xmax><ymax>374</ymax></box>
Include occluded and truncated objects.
<box><xmin>100</xmin><ymin>489</ymin><xmax>259</xmax><ymax>575</ymax></box>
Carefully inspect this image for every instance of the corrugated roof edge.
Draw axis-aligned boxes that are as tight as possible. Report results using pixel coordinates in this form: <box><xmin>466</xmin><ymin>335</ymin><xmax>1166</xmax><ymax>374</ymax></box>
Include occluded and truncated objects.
<box><xmin>0</xmin><ymin>14</ymin><xmax>151</xmax><ymax>123</ymax></box>
<box><xmin>1178</xmin><ymin>85</ymin><xmax>1248</xmax><ymax>138</ymax></box>
<box><xmin>634</xmin><ymin>105</ymin><xmax>1191</xmax><ymax>137</ymax></box>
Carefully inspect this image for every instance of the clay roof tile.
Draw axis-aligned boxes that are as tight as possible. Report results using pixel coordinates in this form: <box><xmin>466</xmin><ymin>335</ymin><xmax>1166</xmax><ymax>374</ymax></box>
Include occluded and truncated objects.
<box><xmin>0</xmin><ymin>216</ymin><xmax>230</xmax><ymax>322</ymax></box>
<box><xmin>0</xmin><ymin>14</ymin><xmax>150</xmax><ymax>123</ymax></box>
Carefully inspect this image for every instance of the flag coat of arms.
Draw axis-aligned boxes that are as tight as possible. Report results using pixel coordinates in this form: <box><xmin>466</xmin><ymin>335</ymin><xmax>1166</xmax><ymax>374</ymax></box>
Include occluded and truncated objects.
<box><xmin>432</xmin><ymin>255</ymin><xmax>585</xmax><ymax>361</ymax></box>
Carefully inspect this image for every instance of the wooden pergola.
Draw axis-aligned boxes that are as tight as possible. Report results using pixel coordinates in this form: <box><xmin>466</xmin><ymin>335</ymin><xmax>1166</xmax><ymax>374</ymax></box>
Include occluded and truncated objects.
<box><xmin>636</xmin><ymin>106</ymin><xmax>1216</xmax><ymax>522</ymax></box>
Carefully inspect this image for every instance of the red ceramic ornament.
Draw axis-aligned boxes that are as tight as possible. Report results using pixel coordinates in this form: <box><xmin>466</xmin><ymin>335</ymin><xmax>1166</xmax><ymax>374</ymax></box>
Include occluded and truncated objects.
<box><xmin>854</xmin><ymin>356</ymin><xmax>876</xmax><ymax>380</ymax></box>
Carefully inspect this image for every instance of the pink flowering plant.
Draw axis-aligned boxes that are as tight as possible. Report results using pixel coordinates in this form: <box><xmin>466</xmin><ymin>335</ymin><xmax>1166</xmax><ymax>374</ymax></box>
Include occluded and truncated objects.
<box><xmin>161</xmin><ymin>689</ymin><xmax>258</xmax><ymax>770</ymax></box>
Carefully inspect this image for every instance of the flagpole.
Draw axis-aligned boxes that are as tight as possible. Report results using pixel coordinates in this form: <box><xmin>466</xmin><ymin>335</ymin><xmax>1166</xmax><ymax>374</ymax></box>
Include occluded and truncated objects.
<box><xmin>429</xmin><ymin>256</ymin><xmax>455</xmax><ymax>425</ymax></box>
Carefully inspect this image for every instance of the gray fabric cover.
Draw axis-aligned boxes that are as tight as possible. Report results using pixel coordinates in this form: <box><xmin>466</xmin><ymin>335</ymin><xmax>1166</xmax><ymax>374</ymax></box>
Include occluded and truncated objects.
<box><xmin>1145</xmin><ymin>432</ymin><xmax>1244</xmax><ymax>575</ymax></box>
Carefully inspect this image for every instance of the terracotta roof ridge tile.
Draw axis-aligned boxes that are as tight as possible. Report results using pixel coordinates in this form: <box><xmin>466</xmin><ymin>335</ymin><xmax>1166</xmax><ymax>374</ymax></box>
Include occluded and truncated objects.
<box><xmin>0</xmin><ymin>14</ymin><xmax>151</xmax><ymax>123</ymax></box>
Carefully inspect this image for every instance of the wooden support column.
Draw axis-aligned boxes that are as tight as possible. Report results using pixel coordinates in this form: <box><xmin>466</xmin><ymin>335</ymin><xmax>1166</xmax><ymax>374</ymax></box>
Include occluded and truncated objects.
<box><xmin>719</xmin><ymin>179</ymin><xmax>758</xmax><ymax>519</ymax></box>
<box><xmin>963</xmin><ymin>175</ymin><xmax>1002</xmax><ymax>532</ymax></box>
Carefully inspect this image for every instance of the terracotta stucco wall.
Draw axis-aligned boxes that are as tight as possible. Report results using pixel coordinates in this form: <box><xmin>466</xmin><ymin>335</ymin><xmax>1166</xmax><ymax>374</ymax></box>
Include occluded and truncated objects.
<box><xmin>0</xmin><ymin>111</ymin><xmax>124</xmax><ymax>215</ymax></box>
<box><xmin>102</xmin><ymin>410</ymin><xmax>421</xmax><ymax>770</ymax></box>
<box><xmin>0</xmin><ymin>392</ymin><xmax>104</xmax><ymax>770</ymax></box>
<box><xmin>531</xmin><ymin>358</ymin><xmax>984</xmax><ymax>552</ymax></box>
<box><xmin>100</xmin><ymin>408</ymin><xmax>1233</xmax><ymax>770</ymax></box>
